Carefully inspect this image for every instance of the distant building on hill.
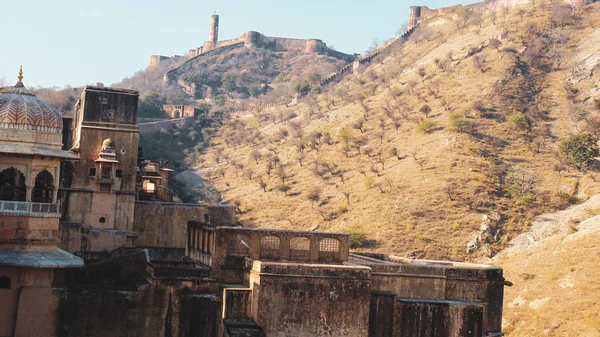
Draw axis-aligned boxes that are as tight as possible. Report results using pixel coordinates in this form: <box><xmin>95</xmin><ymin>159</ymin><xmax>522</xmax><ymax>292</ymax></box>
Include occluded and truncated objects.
<box><xmin>162</xmin><ymin>104</ymin><xmax>198</xmax><ymax>118</ymax></box>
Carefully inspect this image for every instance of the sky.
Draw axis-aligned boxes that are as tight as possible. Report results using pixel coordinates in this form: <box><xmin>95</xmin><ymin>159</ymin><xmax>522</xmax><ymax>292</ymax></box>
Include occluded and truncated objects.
<box><xmin>0</xmin><ymin>0</ymin><xmax>478</xmax><ymax>88</ymax></box>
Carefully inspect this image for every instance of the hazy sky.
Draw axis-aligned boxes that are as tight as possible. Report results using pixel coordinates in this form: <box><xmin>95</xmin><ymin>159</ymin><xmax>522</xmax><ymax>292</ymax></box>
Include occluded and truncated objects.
<box><xmin>0</xmin><ymin>0</ymin><xmax>478</xmax><ymax>88</ymax></box>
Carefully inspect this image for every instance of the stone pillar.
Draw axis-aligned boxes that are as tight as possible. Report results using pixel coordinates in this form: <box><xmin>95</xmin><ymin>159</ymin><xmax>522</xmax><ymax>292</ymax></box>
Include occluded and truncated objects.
<box><xmin>209</xmin><ymin>14</ymin><xmax>219</xmax><ymax>45</ymax></box>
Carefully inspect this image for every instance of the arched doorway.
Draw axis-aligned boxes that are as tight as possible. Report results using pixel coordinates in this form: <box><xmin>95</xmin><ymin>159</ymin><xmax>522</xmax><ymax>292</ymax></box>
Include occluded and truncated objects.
<box><xmin>174</xmin><ymin>110</ymin><xmax>181</xmax><ymax>118</ymax></box>
<box><xmin>32</xmin><ymin>170</ymin><xmax>54</xmax><ymax>203</ymax></box>
<box><xmin>0</xmin><ymin>168</ymin><xmax>26</xmax><ymax>201</ymax></box>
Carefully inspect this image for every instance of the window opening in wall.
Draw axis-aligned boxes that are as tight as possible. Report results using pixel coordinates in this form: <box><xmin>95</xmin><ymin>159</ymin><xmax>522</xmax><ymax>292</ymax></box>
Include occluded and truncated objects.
<box><xmin>0</xmin><ymin>276</ymin><xmax>11</xmax><ymax>289</ymax></box>
<box><xmin>319</xmin><ymin>238</ymin><xmax>340</xmax><ymax>252</ymax></box>
<box><xmin>101</xmin><ymin>167</ymin><xmax>111</xmax><ymax>179</ymax></box>
<box><xmin>0</xmin><ymin>167</ymin><xmax>26</xmax><ymax>201</ymax></box>
<box><xmin>115</xmin><ymin>170</ymin><xmax>122</xmax><ymax>178</ymax></box>
<box><xmin>204</xmin><ymin>214</ymin><xmax>210</xmax><ymax>223</ymax></box>
<box><xmin>99</xmin><ymin>217</ymin><xmax>106</xmax><ymax>223</ymax></box>
<box><xmin>89</xmin><ymin>168</ymin><xmax>96</xmax><ymax>176</ymax></box>
<box><xmin>31</xmin><ymin>170</ymin><xmax>54</xmax><ymax>203</ymax></box>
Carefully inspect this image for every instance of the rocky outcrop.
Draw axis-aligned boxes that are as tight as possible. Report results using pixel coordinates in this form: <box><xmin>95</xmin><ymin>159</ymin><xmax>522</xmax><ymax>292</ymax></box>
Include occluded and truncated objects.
<box><xmin>467</xmin><ymin>212</ymin><xmax>502</xmax><ymax>254</ymax></box>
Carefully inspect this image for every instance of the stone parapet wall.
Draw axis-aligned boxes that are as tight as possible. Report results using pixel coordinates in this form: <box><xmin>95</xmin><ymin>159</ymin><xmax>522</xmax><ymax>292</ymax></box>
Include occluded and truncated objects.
<box><xmin>138</xmin><ymin>116</ymin><xmax>192</xmax><ymax>134</ymax></box>
<box><xmin>247</xmin><ymin>260</ymin><xmax>371</xmax><ymax>337</ymax></box>
<box><xmin>133</xmin><ymin>201</ymin><xmax>235</xmax><ymax>249</ymax></box>
<box><xmin>319</xmin><ymin>27</ymin><xmax>415</xmax><ymax>87</ymax></box>
<box><xmin>350</xmin><ymin>253</ymin><xmax>505</xmax><ymax>336</ymax></box>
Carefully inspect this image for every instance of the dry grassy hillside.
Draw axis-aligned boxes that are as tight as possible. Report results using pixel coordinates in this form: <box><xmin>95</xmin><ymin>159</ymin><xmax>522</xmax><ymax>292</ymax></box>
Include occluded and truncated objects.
<box><xmin>184</xmin><ymin>1</ymin><xmax>600</xmax><ymax>260</ymax></box>
<box><xmin>494</xmin><ymin>199</ymin><xmax>600</xmax><ymax>336</ymax></box>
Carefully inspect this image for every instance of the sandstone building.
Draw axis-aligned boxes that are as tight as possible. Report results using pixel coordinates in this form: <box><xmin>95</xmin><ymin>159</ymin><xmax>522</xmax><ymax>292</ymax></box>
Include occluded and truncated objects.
<box><xmin>163</xmin><ymin>104</ymin><xmax>199</xmax><ymax>119</ymax></box>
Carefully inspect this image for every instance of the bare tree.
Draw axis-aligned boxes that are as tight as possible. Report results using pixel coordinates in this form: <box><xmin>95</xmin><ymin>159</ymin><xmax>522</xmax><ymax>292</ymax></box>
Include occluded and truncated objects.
<box><xmin>410</xmin><ymin>150</ymin><xmax>426</xmax><ymax>170</ymax></box>
<box><xmin>306</xmin><ymin>188</ymin><xmax>322</xmax><ymax>208</ymax></box>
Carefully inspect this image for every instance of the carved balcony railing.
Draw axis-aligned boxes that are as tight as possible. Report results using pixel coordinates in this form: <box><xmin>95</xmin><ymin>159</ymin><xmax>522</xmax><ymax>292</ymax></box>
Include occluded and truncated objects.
<box><xmin>0</xmin><ymin>200</ymin><xmax>30</xmax><ymax>214</ymax></box>
<box><xmin>30</xmin><ymin>202</ymin><xmax>59</xmax><ymax>214</ymax></box>
<box><xmin>0</xmin><ymin>200</ymin><xmax>60</xmax><ymax>216</ymax></box>
<box><xmin>98</xmin><ymin>177</ymin><xmax>113</xmax><ymax>185</ymax></box>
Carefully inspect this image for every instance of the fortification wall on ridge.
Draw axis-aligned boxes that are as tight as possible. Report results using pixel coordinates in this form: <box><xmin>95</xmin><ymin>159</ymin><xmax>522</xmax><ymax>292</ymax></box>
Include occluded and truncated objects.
<box><xmin>148</xmin><ymin>55</ymin><xmax>185</xmax><ymax>69</ymax></box>
<box><xmin>138</xmin><ymin>117</ymin><xmax>193</xmax><ymax>134</ymax></box>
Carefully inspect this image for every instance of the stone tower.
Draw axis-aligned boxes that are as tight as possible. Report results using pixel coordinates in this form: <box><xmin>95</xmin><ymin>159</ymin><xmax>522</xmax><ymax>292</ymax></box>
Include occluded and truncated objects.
<box><xmin>408</xmin><ymin>6</ymin><xmax>421</xmax><ymax>30</ymax></box>
<box><xmin>209</xmin><ymin>14</ymin><xmax>219</xmax><ymax>45</ymax></box>
<box><xmin>61</xmin><ymin>86</ymin><xmax>140</xmax><ymax>231</ymax></box>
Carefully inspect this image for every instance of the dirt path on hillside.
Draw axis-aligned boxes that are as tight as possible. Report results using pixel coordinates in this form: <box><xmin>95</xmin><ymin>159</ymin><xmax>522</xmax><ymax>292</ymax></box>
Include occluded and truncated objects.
<box><xmin>494</xmin><ymin>193</ymin><xmax>600</xmax><ymax>259</ymax></box>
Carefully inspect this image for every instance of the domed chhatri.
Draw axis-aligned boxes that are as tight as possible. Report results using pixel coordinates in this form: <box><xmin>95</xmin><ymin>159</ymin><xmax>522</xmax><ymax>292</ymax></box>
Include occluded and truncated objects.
<box><xmin>0</xmin><ymin>67</ymin><xmax>63</xmax><ymax>133</ymax></box>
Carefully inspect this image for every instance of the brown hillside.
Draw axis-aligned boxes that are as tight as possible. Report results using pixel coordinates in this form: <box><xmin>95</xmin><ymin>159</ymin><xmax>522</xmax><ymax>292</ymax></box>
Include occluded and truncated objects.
<box><xmin>493</xmin><ymin>198</ymin><xmax>600</xmax><ymax>336</ymax></box>
<box><xmin>180</xmin><ymin>1</ymin><xmax>600</xmax><ymax>261</ymax></box>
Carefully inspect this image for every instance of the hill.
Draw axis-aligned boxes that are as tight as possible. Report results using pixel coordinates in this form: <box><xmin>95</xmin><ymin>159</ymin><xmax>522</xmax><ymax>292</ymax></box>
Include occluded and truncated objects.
<box><xmin>173</xmin><ymin>1</ymin><xmax>600</xmax><ymax>261</ymax></box>
<box><xmin>493</xmin><ymin>194</ymin><xmax>600</xmax><ymax>336</ymax></box>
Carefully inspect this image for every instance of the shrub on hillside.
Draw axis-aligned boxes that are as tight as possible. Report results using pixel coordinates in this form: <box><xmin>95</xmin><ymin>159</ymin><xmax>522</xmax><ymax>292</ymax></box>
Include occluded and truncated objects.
<box><xmin>419</xmin><ymin>104</ymin><xmax>432</xmax><ymax>117</ymax></box>
<box><xmin>449</xmin><ymin>112</ymin><xmax>472</xmax><ymax>133</ymax></box>
<box><xmin>343</xmin><ymin>229</ymin><xmax>367</xmax><ymax>249</ymax></box>
<box><xmin>508</xmin><ymin>114</ymin><xmax>530</xmax><ymax>131</ymax></box>
<box><xmin>416</xmin><ymin>119</ymin><xmax>439</xmax><ymax>134</ymax></box>
<box><xmin>559</xmin><ymin>133</ymin><xmax>600</xmax><ymax>171</ymax></box>
<box><xmin>139</xmin><ymin>92</ymin><xmax>167</xmax><ymax>118</ymax></box>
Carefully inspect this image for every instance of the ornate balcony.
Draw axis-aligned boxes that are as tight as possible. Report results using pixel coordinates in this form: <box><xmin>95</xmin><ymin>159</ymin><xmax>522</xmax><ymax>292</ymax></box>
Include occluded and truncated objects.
<box><xmin>0</xmin><ymin>200</ymin><xmax>60</xmax><ymax>216</ymax></box>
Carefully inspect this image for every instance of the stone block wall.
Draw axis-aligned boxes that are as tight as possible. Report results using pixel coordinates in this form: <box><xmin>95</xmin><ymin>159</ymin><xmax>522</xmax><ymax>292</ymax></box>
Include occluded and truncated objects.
<box><xmin>138</xmin><ymin>116</ymin><xmax>192</xmax><ymax>135</ymax></box>
<box><xmin>247</xmin><ymin>260</ymin><xmax>372</xmax><ymax>337</ymax></box>
<box><xmin>57</xmin><ymin>283</ymin><xmax>220</xmax><ymax>337</ymax></box>
<box><xmin>133</xmin><ymin>201</ymin><xmax>235</xmax><ymax>249</ymax></box>
<box><xmin>394</xmin><ymin>299</ymin><xmax>484</xmax><ymax>337</ymax></box>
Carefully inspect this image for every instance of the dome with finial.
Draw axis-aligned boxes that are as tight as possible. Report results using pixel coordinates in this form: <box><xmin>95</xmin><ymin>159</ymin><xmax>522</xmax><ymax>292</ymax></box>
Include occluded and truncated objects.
<box><xmin>0</xmin><ymin>67</ymin><xmax>63</xmax><ymax>133</ymax></box>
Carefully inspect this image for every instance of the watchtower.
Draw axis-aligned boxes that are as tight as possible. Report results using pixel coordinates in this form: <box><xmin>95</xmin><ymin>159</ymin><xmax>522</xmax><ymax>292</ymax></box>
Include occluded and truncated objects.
<box><xmin>408</xmin><ymin>6</ymin><xmax>421</xmax><ymax>30</ymax></box>
<box><xmin>209</xmin><ymin>14</ymin><xmax>219</xmax><ymax>45</ymax></box>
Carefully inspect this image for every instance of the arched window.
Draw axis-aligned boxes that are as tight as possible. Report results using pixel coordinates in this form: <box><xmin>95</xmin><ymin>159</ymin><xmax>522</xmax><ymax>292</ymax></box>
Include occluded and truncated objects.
<box><xmin>0</xmin><ymin>276</ymin><xmax>10</xmax><ymax>289</ymax></box>
<box><xmin>32</xmin><ymin>170</ymin><xmax>54</xmax><ymax>203</ymax></box>
<box><xmin>228</xmin><ymin>233</ymin><xmax>250</xmax><ymax>256</ymax></box>
<box><xmin>318</xmin><ymin>237</ymin><xmax>341</xmax><ymax>263</ymax></box>
<box><xmin>175</xmin><ymin>111</ymin><xmax>181</xmax><ymax>118</ymax></box>
<box><xmin>0</xmin><ymin>168</ymin><xmax>26</xmax><ymax>201</ymax></box>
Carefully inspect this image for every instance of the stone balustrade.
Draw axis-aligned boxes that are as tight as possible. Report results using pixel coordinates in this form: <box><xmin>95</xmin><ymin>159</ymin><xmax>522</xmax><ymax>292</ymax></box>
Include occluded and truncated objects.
<box><xmin>0</xmin><ymin>200</ymin><xmax>59</xmax><ymax>216</ymax></box>
<box><xmin>194</xmin><ymin>225</ymin><xmax>350</xmax><ymax>264</ymax></box>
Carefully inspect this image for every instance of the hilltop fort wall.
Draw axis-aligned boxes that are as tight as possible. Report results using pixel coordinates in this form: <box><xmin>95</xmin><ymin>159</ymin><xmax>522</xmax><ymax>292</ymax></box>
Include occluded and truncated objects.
<box><xmin>149</xmin><ymin>15</ymin><xmax>354</xmax><ymax>70</ymax></box>
<box><xmin>408</xmin><ymin>0</ymin><xmax>595</xmax><ymax>29</ymax></box>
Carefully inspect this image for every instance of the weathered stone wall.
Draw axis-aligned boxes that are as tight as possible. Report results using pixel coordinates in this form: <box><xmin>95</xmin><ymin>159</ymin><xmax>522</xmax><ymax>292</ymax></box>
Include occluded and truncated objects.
<box><xmin>138</xmin><ymin>116</ymin><xmax>192</xmax><ymax>134</ymax></box>
<box><xmin>203</xmin><ymin>226</ymin><xmax>350</xmax><ymax>283</ymax></box>
<box><xmin>57</xmin><ymin>284</ymin><xmax>221</xmax><ymax>337</ymax></box>
<box><xmin>393</xmin><ymin>299</ymin><xmax>484</xmax><ymax>337</ymax></box>
<box><xmin>351</xmin><ymin>253</ymin><xmax>505</xmax><ymax>336</ymax></box>
<box><xmin>368</xmin><ymin>291</ymin><xmax>396</xmax><ymax>337</ymax></box>
<box><xmin>148</xmin><ymin>55</ymin><xmax>185</xmax><ymax>70</ymax></box>
<box><xmin>320</xmin><ymin>27</ymin><xmax>415</xmax><ymax>87</ymax></box>
<box><xmin>0</xmin><ymin>267</ymin><xmax>56</xmax><ymax>337</ymax></box>
<box><xmin>14</xmin><ymin>287</ymin><xmax>61</xmax><ymax>337</ymax></box>
<box><xmin>133</xmin><ymin>201</ymin><xmax>235</xmax><ymax>248</ymax></box>
<box><xmin>248</xmin><ymin>261</ymin><xmax>372</xmax><ymax>337</ymax></box>
<box><xmin>58</xmin><ymin>221</ymin><xmax>136</xmax><ymax>254</ymax></box>
<box><xmin>0</xmin><ymin>267</ymin><xmax>20</xmax><ymax>337</ymax></box>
